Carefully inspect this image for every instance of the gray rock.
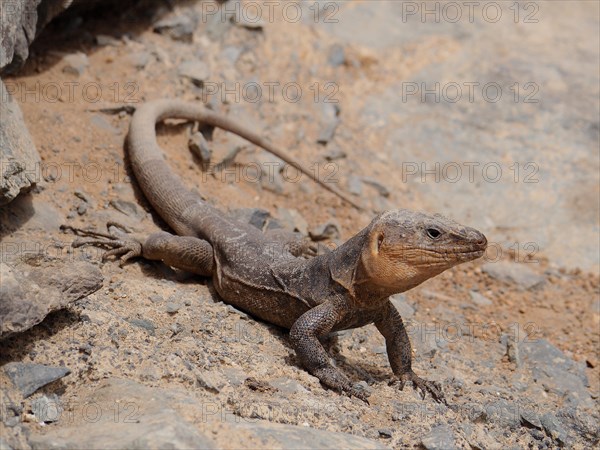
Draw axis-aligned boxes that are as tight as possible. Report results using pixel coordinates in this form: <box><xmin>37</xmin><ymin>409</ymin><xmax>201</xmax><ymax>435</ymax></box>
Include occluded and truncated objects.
<box><xmin>90</xmin><ymin>114</ymin><xmax>120</xmax><ymax>134</ymax></box>
<box><xmin>195</xmin><ymin>370</ymin><xmax>226</xmax><ymax>394</ymax></box>
<box><xmin>323</xmin><ymin>146</ymin><xmax>347</xmax><ymax>161</ymax></box>
<box><xmin>31</xmin><ymin>394</ymin><xmax>62</xmax><ymax>423</ymax></box>
<box><xmin>62</xmin><ymin>52</ymin><xmax>89</xmax><ymax>76</ymax></box>
<box><xmin>483</xmin><ymin>400</ymin><xmax>536</xmax><ymax>430</ymax></box>
<box><xmin>269</xmin><ymin>377</ymin><xmax>309</xmax><ymax>395</ymax></box>
<box><xmin>328</xmin><ymin>44</ymin><xmax>346</xmax><ymax>67</ymax></box>
<box><xmin>277</xmin><ymin>208</ymin><xmax>308</xmax><ymax>235</ymax></box>
<box><xmin>469</xmin><ymin>290</ymin><xmax>492</xmax><ymax>306</ymax></box>
<box><xmin>109</xmin><ymin>199</ymin><xmax>143</xmax><ymax>217</ymax></box>
<box><xmin>231</xmin><ymin>421</ymin><xmax>386</xmax><ymax>449</ymax></box>
<box><xmin>481</xmin><ymin>262</ymin><xmax>545</xmax><ymax>290</ymax></box>
<box><xmin>4</xmin><ymin>363</ymin><xmax>70</xmax><ymax>398</ymax></box>
<box><xmin>233</xmin><ymin>11</ymin><xmax>265</xmax><ymax>30</ymax></box>
<box><xmin>501</xmin><ymin>333</ymin><xmax>521</xmax><ymax>367</ymax></box>
<box><xmin>95</xmin><ymin>34</ymin><xmax>120</xmax><ymax>46</ymax></box>
<box><xmin>421</xmin><ymin>425</ymin><xmax>456</xmax><ymax>450</ymax></box>
<box><xmin>178</xmin><ymin>60</ymin><xmax>210</xmax><ymax>86</ymax></box>
<box><xmin>348</xmin><ymin>175</ymin><xmax>362</xmax><ymax>196</ymax></box>
<box><xmin>520</xmin><ymin>408</ymin><xmax>543</xmax><ymax>430</ymax></box>
<box><xmin>129</xmin><ymin>51</ymin><xmax>151</xmax><ymax>69</ymax></box>
<box><xmin>0</xmin><ymin>78</ymin><xmax>41</xmax><ymax>205</ymax></box>
<box><xmin>317</xmin><ymin>119</ymin><xmax>340</xmax><ymax>145</ymax></box>
<box><xmin>0</xmin><ymin>257</ymin><xmax>103</xmax><ymax>338</ymax></box>
<box><xmin>165</xmin><ymin>302</ymin><xmax>181</xmax><ymax>314</ymax></box>
<box><xmin>390</xmin><ymin>294</ymin><xmax>415</xmax><ymax>319</ymax></box>
<box><xmin>520</xmin><ymin>339</ymin><xmax>590</xmax><ymax>405</ymax></box>
<box><xmin>28</xmin><ymin>378</ymin><xmax>216</xmax><ymax>449</ymax></box>
<box><xmin>309</xmin><ymin>220</ymin><xmax>341</xmax><ymax>241</ymax></box>
<box><xmin>361</xmin><ymin>177</ymin><xmax>390</xmax><ymax>197</ymax></box>
<box><xmin>229</xmin><ymin>208</ymin><xmax>273</xmax><ymax>231</ymax></box>
<box><xmin>153</xmin><ymin>13</ymin><xmax>198</xmax><ymax>42</ymax></box>
<box><xmin>540</xmin><ymin>413</ymin><xmax>571</xmax><ymax>446</ymax></box>
<box><xmin>127</xmin><ymin>318</ymin><xmax>156</xmax><ymax>336</ymax></box>
<box><xmin>1</xmin><ymin>0</ymin><xmax>72</xmax><ymax>73</ymax></box>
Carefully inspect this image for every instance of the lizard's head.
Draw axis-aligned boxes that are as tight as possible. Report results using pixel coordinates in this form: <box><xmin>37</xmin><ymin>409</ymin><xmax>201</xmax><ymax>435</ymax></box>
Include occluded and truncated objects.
<box><xmin>359</xmin><ymin>209</ymin><xmax>487</xmax><ymax>291</ymax></box>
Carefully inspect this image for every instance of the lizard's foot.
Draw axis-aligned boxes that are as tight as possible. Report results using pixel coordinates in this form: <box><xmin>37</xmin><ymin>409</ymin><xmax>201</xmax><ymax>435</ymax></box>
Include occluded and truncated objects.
<box><xmin>313</xmin><ymin>367</ymin><xmax>370</xmax><ymax>404</ymax></box>
<box><xmin>61</xmin><ymin>223</ymin><xmax>142</xmax><ymax>266</ymax></box>
<box><xmin>391</xmin><ymin>371</ymin><xmax>447</xmax><ymax>405</ymax></box>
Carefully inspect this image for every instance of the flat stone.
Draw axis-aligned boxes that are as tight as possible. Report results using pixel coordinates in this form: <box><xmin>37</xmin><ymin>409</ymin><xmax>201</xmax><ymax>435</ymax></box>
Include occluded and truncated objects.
<box><xmin>421</xmin><ymin>425</ymin><xmax>456</xmax><ymax>450</ymax></box>
<box><xmin>62</xmin><ymin>52</ymin><xmax>89</xmax><ymax>76</ymax></box>
<box><xmin>4</xmin><ymin>363</ymin><xmax>70</xmax><ymax>398</ymax></box>
<box><xmin>127</xmin><ymin>318</ymin><xmax>156</xmax><ymax>336</ymax></box>
<box><xmin>0</xmin><ymin>257</ymin><xmax>103</xmax><ymax>338</ymax></box>
<box><xmin>520</xmin><ymin>338</ymin><xmax>590</xmax><ymax>405</ymax></box>
<box><xmin>482</xmin><ymin>262</ymin><xmax>545</xmax><ymax>290</ymax></box>
<box><xmin>31</xmin><ymin>394</ymin><xmax>61</xmax><ymax>423</ymax></box>
<box><xmin>309</xmin><ymin>220</ymin><xmax>341</xmax><ymax>241</ymax></box>
<box><xmin>276</xmin><ymin>208</ymin><xmax>308</xmax><ymax>235</ymax></box>
<box><xmin>469</xmin><ymin>290</ymin><xmax>492</xmax><ymax>306</ymax></box>
<box><xmin>178</xmin><ymin>60</ymin><xmax>210</xmax><ymax>86</ymax></box>
<box><xmin>153</xmin><ymin>13</ymin><xmax>198</xmax><ymax>42</ymax></box>
<box><xmin>540</xmin><ymin>413</ymin><xmax>571</xmax><ymax>446</ymax></box>
<box><xmin>328</xmin><ymin>44</ymin><xmax>346</xmax><ymax>66</ymax></box>
<box><xmin>109</xmin><ymin>199</ymin><xmax>143</xmax><ymax>218</ymax></box>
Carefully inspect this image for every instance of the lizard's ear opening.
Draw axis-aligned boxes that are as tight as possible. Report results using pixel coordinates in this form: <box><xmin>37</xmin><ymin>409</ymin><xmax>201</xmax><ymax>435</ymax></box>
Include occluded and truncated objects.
<box><xmin>369</xmin><ymin>231</ymin><xmax>385</xmax><ymax>256</ymax></box>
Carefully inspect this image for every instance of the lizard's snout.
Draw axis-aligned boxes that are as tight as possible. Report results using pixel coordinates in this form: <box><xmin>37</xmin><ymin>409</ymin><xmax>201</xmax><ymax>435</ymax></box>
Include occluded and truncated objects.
<box><xmin>465</xmin><ymin>227</ymin><xmax>487</xmax><ymax>250</ymax></box>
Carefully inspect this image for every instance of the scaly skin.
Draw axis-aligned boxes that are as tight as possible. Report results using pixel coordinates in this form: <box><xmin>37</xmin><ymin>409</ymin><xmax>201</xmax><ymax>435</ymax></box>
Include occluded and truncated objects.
<box><xmin>72</xmin><ymin>100</ymin><xmax>488</xmax><ymax>403</ymax></box>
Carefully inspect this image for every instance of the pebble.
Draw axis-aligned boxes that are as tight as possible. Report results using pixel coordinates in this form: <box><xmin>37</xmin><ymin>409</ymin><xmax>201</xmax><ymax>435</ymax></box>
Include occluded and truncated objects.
<box><xmin>328</xmin><ymin>44</ymin><xmax>346</xmax><ymax>67</ymax></box>
<box><xmin>421</xmin><ymin>425</ymin><xmax>456</xmax><ymax>450</ymax></box>
<box><xmin>62</xmin><ymin>52</ymin><xmax>89</xmax><ymax>76</ymax></box>
<box><xmin>482</xmin><ymin>261</ymin><xmax>545</xmax><ymax>290</ymax></box>
<box><xmin>166</xmin><ymin>302</ymin><xmax>181</xmax><ymax>314</ymax></box>
<box><xmin>178</xmin><ymin>60</ymin><xmax>210</xmax><ymax>86</ymax></box>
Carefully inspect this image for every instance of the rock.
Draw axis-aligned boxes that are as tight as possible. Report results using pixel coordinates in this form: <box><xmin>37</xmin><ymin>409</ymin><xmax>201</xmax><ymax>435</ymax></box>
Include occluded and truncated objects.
<box><xmin>95</xmin><ymin>34</ymin><xmax>120</xmax><ymax>46</ymax></box>
<box><xmin>540</xmin><ymin>413</ymin><xmax>571</xmax><ymax>446</ymax></box>
<box><xmin>31</xmin><ymin>394</ymin><xmax>61</xmax><ymax>423</ymax></box>
<box><xmin>481</xmin><ymin>400</ymin><xmax>521</xmax><ymax>429</ymax></box>
<box><xmin>233</xmin><ymin>12</ymin><xmax>265</xmax><ymax>30</ymax></box>
<box><xmin>231</xmin><ymin>422</ymin><xmax>386</xmax><ymax>449</ymax></box>
<box><xmin>129</xmin><ymin>51</ymin><xmax>151</xmax><ymax>69</ymax></box>
<box><xmin>178</xmin><ymin>60</ymin><xmax>210</xmax><ymax>86</ymax></box>
<box><xmin>361</xmin><ymin>177</ymin><xmax>390</xmax><ymax>197</ymax></box>
<box><xmin>520</xmin><ymin>409</ymin><xmax>543</xmax><ymax>430</ymax></box>
<box><xmin>127</xmin><ymin>318</ymin><xmax>156</xmax><ymax>336</ymax></box>
<box><xmin>269</xmin><ymin>377</ymin><xmax>308</xmax><ymax>395</ymax></box>
<box><xmin>481</xmin><ymin>262</ymin><xmax>545</xmax><ymax>290</ymax></box>
<box><xmin>276</xmin><ymin>208</ymin><xmax>308</xmax><ymax>235</ymax></box>
<box><xmin>229</xmin><ymin>208</ymin><xmax>273</xmax><ymax>231</ymax></box>
<box><xmin>0</xmin><ymin>257</ymin><xmax>103</xmax><ymax>339</ymax></box>
<box><xmin>62</xmin><ymin>52</ymin><xmax>89</xmax><ymax>76</ymax></box>
<box><xmin>165</xmin><ymin>302</ymin><xmax>181</xmax><ymax>314</ymax></box>
<box><xmin>317</xmin><ymin>103</ymin><xmax>340</xmax><ymax>145</ymax></box>
<box><xmin>378</xmin><ymin>429</ymin><xmax>392</xmax><ymax>439</ymax></box>
<box><xmin>1</xmin><ymin>0</ymin><xmax>72</xmax><ymax>73</ymax></box>
<box><xmin>153</xmin><ymin>13</ymin><xmax>198</xmax><ymax>42</ymax></box>
<box><xmin>0</xmin><ymin>78</ymin><xmax>41</xmax><ymax>205</ymax></box>
<box><xmin>4</xmin><ymin>363</ymin><xmax>70</xmax><ymax>398</ymax></box>
<box><xmin>520</xmin><ymin>339</ymin><xmax>590</xmax><ymax>405</ymax></box>
<box><xmin>348</xmin><ymin>175</ymin><xmax>362</xmax><ymax>196</ymax></box>
<box><xmin>309</xmin><ymin>220</ymin><xmax>341</xmax><ymax>241</ymax></box>
<box><xmin>390</xmin><ymin>294</ymin><xmax>415</xmax><ymax>319</ymax></box>
<box><xmin>421</xmin><ymin>425</ymin><xmax>456</xmax><ymax>450</ymax></box>
<box><xmin>469</xmin><ymin>290</ymin><xmax>492</xmax><ymax>306</ymax></box>
<box><xmin>195</xmin><ymin>370</ymin><xmax>226</xmax><ymax>394</ymax></box>
<box><xmin>28</xmin><ymin>378</ymin><xmax>216</xmax><ymax>450</ymax></box>
<box><xmin>328</xmin><ymin>44</ymin><xmax>346</xmax><ymax>67</ymax></box>
<box><xmin>109</xmin><ymin>199</ymin><xmax>143</xmax><ymax>218</ymax></box>
<box><xmin>323</xmin><ymin>146</ymin><xmax>347</xmax><ymax>161</ymax></box>
<box><xmin>500</xmin><ymin>333</ymin><xmax>521</xmax><ymax>366</ymax></box>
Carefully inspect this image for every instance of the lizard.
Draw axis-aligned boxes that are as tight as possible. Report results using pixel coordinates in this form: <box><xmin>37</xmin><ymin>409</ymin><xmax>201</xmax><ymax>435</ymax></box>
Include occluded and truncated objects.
<box><xmin>69</xmin><ymin>99</ymin><xmax>488</xmax><ymax>403</ymax></box>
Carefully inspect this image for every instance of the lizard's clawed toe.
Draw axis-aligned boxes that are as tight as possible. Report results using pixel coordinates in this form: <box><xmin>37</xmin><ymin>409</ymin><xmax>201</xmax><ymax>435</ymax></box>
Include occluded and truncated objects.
<box><xmin>392</xmin><ymin>371</ymin><xmax>447</xmax><ymax>405</ymax></box>
<box><xmin>62</xmin><ymin>224</ymin><xmax>142</xmax><ymax>265</ymax></box>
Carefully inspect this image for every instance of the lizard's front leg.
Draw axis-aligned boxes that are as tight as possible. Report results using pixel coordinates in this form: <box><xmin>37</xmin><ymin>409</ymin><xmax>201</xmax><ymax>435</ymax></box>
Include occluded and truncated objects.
<box><xmin>289</xmin><ymin>301</ymin><xmax>368</xmax><ymax>402</ymax></box>
<box><xmin>375</xmin><ymin>300</ymin><xmax>447</xmax><ymax>404</ymax></box>
<box><xmin>63</xmin><ymin>225</ymin><xmax>213</xmax><ymax>276</ymax></box>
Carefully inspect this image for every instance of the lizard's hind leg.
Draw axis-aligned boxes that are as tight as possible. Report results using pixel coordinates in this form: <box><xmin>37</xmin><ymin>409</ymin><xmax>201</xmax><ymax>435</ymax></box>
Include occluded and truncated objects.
<box><xmin>62</xmin><ymin>224</ymin><xmax>214</xmax><ymax>276</ymax></box>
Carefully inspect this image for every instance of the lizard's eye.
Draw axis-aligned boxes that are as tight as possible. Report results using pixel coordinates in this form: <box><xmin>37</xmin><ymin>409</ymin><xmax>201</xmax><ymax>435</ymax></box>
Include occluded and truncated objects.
<box><xmin>426</xmin><ymin>228</ymin><xmax>442</xmax><ymax>239</ymax></box>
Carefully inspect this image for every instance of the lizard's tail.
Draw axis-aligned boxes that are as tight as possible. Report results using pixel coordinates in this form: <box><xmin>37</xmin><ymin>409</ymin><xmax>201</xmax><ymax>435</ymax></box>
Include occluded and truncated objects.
<box><xmin>127</xmin><ymin>100</ymin><xmax>362</xmax><ymax>233</ymax></box>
